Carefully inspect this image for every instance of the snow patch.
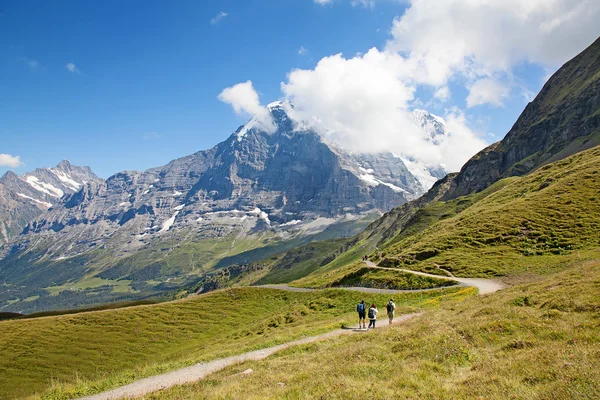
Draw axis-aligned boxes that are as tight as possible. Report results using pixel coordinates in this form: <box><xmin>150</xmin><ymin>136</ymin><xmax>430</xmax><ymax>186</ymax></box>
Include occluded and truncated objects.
<box><xmin>279</xmin><ymin>219</ymin><xmax>302</xmax><ymax>228</ymax></box>
<box><xmin>160</xmin><ymin>211</ymin><xmax>180</xmax><ymax>233</ymax></box>
<box><xmin>173</xmin><ymin>204</ymin><xmax>185</xmax><ymax>211</ymax></box>
<box><xmin>358</xmin><ymin>171</ymin><xmax>407</xmax><ymax>194</ymax></box>
<box><xmin>50</xmin><ymin>169</ymin><xmax>81</xmax><ymax>191</ymax></box>
<box><xmin>119</xmin><ymin>202</ymin><xmax>129</xmax><ymax>207</ymax></box>
<box><xmin>251</xmin><ymin>207</ymin><xmax>271</xmax><ymax>226</ymax></box>
<box><xmin>173</xmin><ymin>190</ymin><xmax>183</xmax><ymax>197</ymax></box>
<box><xmin>16</xmin><ymin>193</ymin><xmax>52</xmax><ymax>208</ymax></box>
<box><xmin>397</xmin><ymin>156</ymin><xmax>440</xmax><ymax>190</ymax></box>
<box><xmin>24</xmin><ymin>175</ymin><xmax>64</xmax><ymax>198</ymax></box>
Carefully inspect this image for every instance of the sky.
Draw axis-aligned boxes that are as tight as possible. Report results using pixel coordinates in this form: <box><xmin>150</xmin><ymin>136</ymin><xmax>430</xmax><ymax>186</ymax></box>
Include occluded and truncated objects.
<box><xmin>1</xmin><ymin>0</ymin><xmax>599</xmax><ymax>178</ymax></box>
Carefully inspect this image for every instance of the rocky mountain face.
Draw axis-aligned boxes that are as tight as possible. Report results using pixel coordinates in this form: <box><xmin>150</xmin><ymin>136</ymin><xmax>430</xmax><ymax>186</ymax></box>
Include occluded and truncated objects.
<box><xmin>443</xmin><ymin>36</ymin><xmax>600</xmax><ymax>200</ymax></box>
<box><xmin>0</xmin><ymin>101</ymin><xmax>453</xmax><ymax>312</ymax></box>
<box><xmin>0</xmin><ymin>160</ymin><xmax>101</xmax><ymax>244</ymax></box>
<box><xmin>7</xmin><ymin>102</ymin><xmax>449</xmax><ymax>261</ymax></box>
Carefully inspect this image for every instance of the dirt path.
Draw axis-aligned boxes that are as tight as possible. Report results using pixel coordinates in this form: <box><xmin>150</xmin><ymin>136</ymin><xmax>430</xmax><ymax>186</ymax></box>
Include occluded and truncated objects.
<box><xmin>81</xmin><ymin>263</ymin><xmax>505</xmax><ymax>399</ymax></box>
<box><xmin>81</xmin><ymin>313</ymin><xmax>421</xmax><ymax>400</ymax></box>
<box><xmin>365</xmin><ymin>260</ymin><xmax>506</xmax><ymax>295</ymax></box>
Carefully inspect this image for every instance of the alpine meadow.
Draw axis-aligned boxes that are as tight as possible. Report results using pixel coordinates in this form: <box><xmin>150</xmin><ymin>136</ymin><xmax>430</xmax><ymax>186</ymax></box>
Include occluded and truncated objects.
<box><xmin>1</xmin><ymin>1</ymin><xmax>599</xmax><ymax>399</ymax></box>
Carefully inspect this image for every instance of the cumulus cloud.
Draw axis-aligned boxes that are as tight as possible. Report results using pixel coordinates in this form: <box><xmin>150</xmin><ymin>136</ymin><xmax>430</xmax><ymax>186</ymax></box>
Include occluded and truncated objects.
<box><xmin>298</xmin><ymin>46</ymin><xmax>308</xmax><ymax>55</ymax></box>
<box><xmin>281</xmin><ymin>50</ymin><xmax>485</xmax><ymax>170</ymax></box>
<box><xmin>218</xmin><ymin>81</ymin><xmax>275</xmax><ymax>133</ymax></box>
<box><xmin>466</xmin><ymin>78</ymin><xmax>510</xmax><ymax>108</ymax></box>
<box><xmin>66</xmin><ymin>63</ymin><xmax>80</xmax><ymax>73</ymax></box>
<box><xmin>210</xmin><ymin>11</ymin><xmax>228</xmax><ymax>25</ymax></box>
<box><xmin>386</xmin><ymin>0</ymin><xmax>600</xmax><ymax>85</ymax></box>
<box><xmin>0</xmin><ymin>154</ymin><xmax>23</xmax><ymax>168</ymax></box>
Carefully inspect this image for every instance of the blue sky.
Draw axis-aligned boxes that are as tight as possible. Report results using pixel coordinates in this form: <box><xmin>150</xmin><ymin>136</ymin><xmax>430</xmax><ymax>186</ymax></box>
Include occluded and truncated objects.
<box><xmin>1</xmin><ymin>0</ymin><xmax>598</xmax><ymax>177</ymax></box>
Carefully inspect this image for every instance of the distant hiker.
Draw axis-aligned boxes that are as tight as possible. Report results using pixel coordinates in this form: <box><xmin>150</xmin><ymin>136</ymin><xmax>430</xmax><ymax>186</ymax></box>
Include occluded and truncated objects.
<box><xmin>367</xmin><ymin>303</ymin><xmax>378</xmax><ymax>329</ymax></box>
<box><xmin>386</xmin><ymin>298</ymin><xmax>396</xmax><ymax>325</ymax></box>
<box><xmin>357</xmin><ymin>300</ymin><xmax>367</xmax><ymax>329</ymax></box>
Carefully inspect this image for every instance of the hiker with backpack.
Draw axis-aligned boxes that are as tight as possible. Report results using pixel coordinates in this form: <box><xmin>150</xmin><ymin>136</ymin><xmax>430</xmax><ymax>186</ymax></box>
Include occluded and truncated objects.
<box><xmin>367</xmin><ymin>303</ymin><xmax>378</xmax><ymax>329</ymax></box>
<box><xmin>386</xmin><ymin>298</ymin><xmax>396</xmax><ymax>325</ymax></box>
<box><xmin>356</xmin><ymin>300</ymin><xmax>367</xmax><ymax>329</ymax></box>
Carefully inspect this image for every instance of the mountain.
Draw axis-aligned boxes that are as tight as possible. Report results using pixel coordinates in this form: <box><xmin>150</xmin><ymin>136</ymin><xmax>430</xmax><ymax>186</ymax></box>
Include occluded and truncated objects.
<box><xmin>291</xmin><ymin>36</ymin><xmax>600</xmax><ymax>285</ymax></box>
<box><xmin>443</xmin><ymin>37</ymin><xmax>600</xmax><ymax>200</ymax></box>
<box><xmin>0</xmin><ymin>102</ymin><xmax>450</xmax><ymax>313</ymax></box>
<box><xmin>0</xmin><ymin>160</ymin><xmax>102</xmax><ymax>244</ymax></box>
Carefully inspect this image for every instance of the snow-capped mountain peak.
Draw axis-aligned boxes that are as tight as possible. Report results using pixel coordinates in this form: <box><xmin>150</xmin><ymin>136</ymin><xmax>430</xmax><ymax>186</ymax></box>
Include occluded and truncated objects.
<box><xmin>412</xmin><ymin>109</ymin><xmax>448</xmax><ymax>145</ymax></box>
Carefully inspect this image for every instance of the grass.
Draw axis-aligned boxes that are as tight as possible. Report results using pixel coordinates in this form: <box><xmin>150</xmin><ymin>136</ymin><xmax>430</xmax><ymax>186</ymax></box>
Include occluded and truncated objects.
<box><xmin>305</xmin><ymin>145</ymin><xmax>600</xmax><ymax>284</ymax></box>
<box><xmin>0</xmin><ymin>286</ymin><xmax>460</xmax><ymax>399</ymax></box>
<box><xmin>143</xmin><ymin>255</ymin><xmax>600</xmax><ymax>400</ymax></box>
<box><xmin>291</xmin><ymin>261</ymin><xmax>454</xmax><ymax>290</ymax></box>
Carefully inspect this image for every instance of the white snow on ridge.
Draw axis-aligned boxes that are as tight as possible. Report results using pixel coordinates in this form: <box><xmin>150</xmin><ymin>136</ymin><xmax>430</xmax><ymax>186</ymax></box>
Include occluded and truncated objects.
<box><xmin>23</xmin><ymin>176</ymin><xmax>64</xmax><ymax>198</ymax></box>
<box><xmin>16</xmin><ymin>193</ymin><xmax>52</xmax><ymax>208</ymax></box>
<box><xmin>251</xmin><ymin>207</ymin><xmax>271</xmax><ymax>226</ymax></box>
<box><xmin>357</xmin><ymin>167</ymin><xmax>408</xmax><ymax>194</ymax></box>
<box><xmin>397</xmin><ymin>156</ymin><xmax>440</xmax><ymax>190</ymax></box>
<box><xmin>173</xmin><ymin>204</ymin><xmax>185</xmax><ymax>211</ymax></box>
<box><xmin>173</xmin><ymin>190</ymin><xmax>183</xmax><ymax>197</ymax></box>
<box><xmin>50</xmin><ymin>169</ymin><xmax>81</xmax><ymax>191</ymax></box>
<box><xmin>279</xmin><ymin>219</ymin><xmax>302</xmax><ymax>228</ymax></box>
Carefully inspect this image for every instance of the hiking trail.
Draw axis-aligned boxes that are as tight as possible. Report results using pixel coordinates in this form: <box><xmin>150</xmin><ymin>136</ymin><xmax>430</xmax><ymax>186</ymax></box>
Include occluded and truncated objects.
<box><xmin>81</xmin><ymin>262</ymin><xmax>504</xmax><ymax>399</ymax></box>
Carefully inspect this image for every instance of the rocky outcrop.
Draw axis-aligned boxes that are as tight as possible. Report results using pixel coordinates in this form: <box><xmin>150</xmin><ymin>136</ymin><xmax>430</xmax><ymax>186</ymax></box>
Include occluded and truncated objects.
<box><xmin>0</xmin><ymin>161</ymin><xmax>102</xmax><ymax>244</ymax></box>
<box><xmin>443</xmin><ymin>37</ymin><xmax>600</xmax><ymax>200</ymax></box>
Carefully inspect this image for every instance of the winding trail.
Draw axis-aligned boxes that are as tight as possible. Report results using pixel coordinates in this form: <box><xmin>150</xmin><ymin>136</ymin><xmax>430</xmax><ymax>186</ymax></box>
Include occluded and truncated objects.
<box><xmin>364</xmin><ymin>260</ymin><xmax>506</xmax><ymax>295</ymax></box>
<box><xmin>81</xmin><ymin>313</ymin><xmax>421</xmax><ymax>400</ymax></box>
<box><xmin>81</xmin><ymin>262</ymin><xmax>505</xmax><ymax>400</ymax></box>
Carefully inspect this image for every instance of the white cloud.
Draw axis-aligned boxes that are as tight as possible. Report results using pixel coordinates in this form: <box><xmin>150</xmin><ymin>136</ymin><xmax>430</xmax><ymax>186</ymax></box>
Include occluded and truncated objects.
<box><xmin>218</xmin><ymin>81</ymin><xmax>276</xmax><ymax>133</ymax></box>
<box><xmin>220</xmin><ymin>0</ymin><xmax>599</xmax><ymax>172</ymax></box>
<box><xmin>386</xmin><ymin>0</ymin><xmax>600</xmax><ymax>86</ymax></box>
<box><xmin>314</xmin><ymin>0</ymin><xmax>333</xmax><ymax>4</ymax></box>
<box><xmin>281</xmin><ymin>49</ymin><xmax>486</xmax><ymax>170</ymax></box>
<box><xmin>351</xmin><ymin>0</ymin><xmax>375</xmax><ymax>8</ymax></box>
<box><xmin>298</xmin><ymin>46</ymin><xmax>308</xmax><ymax>55</ymax></box>
<box><xmin>66</xmin><ymin>63</ymin><xmax>80</xmax><ymax>74</ymax></box>
<box><xmin>210</xmin><ymin>11</ymin><xmax>228</xmax><ymax>25</ymax></box>
<box><xmin>22</xmin><ymin>57</ymin><xmax>38</xmax><ymax>69</ymax></box>
<box><xmin>433</xmin><ymin>86</ymin><xmax>451</xmax><ymax>102</ymax></box>
<box><xmin>466</xmin><ymin>78</ymin><xmax>510</xmax><ymax>108</ymax></box>
<box><xmin>0</xmin><ymin>154</ymin><xmax>23</xmax><ymax>168</ymax></box>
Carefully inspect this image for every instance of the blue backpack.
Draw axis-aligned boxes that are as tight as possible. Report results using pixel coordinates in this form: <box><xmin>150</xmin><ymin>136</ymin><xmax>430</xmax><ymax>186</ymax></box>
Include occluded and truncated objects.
<box><xmin>357</xmin><ymin>303</ymin><xmax>365</xmax><ymax>313</ymax></box>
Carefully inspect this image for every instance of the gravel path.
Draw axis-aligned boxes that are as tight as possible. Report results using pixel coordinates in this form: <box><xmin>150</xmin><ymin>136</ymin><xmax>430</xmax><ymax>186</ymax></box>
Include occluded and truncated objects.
<box><xmin>81</xmin><ymin>313</ymin><xmax>421</xmax><ymax>400</ymax></box>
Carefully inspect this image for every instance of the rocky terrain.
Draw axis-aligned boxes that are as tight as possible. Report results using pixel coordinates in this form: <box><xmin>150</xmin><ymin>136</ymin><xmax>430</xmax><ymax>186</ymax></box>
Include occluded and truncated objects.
<box><xmin>0</xmin><ymin>160</ymin><xmax>101</xmax><ymax>244</ymax></box>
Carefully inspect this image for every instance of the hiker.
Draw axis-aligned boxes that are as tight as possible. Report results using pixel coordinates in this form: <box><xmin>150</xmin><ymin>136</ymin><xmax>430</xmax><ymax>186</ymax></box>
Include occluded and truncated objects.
<box><xmin>367</xmin><ymin>303</ymin><xmax>378</xmax><ymax>329</ymax></box>
<box><xmin>386</xmin><ymin>298</ymin><xmax>396</xmax><ymax>325</ymax></box>
<box><xmin>357</xmin><ymin>300</ymin><xmax>367</xmax><ymax>329</ymax></box>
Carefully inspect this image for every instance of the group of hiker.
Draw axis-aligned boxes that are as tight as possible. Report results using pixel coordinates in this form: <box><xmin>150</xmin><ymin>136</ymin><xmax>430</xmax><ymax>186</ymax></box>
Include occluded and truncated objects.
<box><xmin>356</xmin><ymin>298</ymin><xmax>395</xmax><ymax>329</ymax></box>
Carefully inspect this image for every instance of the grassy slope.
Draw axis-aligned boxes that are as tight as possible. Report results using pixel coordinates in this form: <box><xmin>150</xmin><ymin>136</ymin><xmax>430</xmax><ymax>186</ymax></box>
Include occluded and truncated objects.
<box><xmin>0</xmin><ymin>286</ymin><xmax>460</xmax><ymax>399</ymax></box>
<box><xmin>2</xmin><ymin>213</ymin><xmax>373</xmax><ymax>314</ymax></box>
<box><xmin>145</xmin><ymin>252</ymin><xmax>600</xmax><ymax>400</ymax></box>
<box><xmin>292</xmin><ymin>260</ymin><xmax>454</xmax><ymax>290</ymax></box>
<box><xmin>380</xmin><ymin>145</ymin><xmax>600</xmax><ymax>277</ymax></box>
<box><xmin>295</xmin><ymin>145</ymin><xmax>600</xmax><ymax>287</ymax></box>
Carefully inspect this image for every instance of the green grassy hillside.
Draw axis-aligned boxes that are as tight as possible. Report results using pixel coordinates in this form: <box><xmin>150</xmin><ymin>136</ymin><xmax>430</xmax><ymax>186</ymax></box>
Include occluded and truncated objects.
<box><xmin>297</xmin><ymin>145</ymin><xmax>600</xmax><ymax>287</ymax></box>
<box><xmin>0</xmin><ymin>213</ymin><xmax>374</xmax><ymax>314</ymax></box>
<box><xmin>0</xmin><ymin>285</ymin><xmax>459</xmax><ymax>399</ymax></box>
<box><xmin>144</xmin><ymin>251</ymin><xmax>600</xmax><ymax>400</ymax></box>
